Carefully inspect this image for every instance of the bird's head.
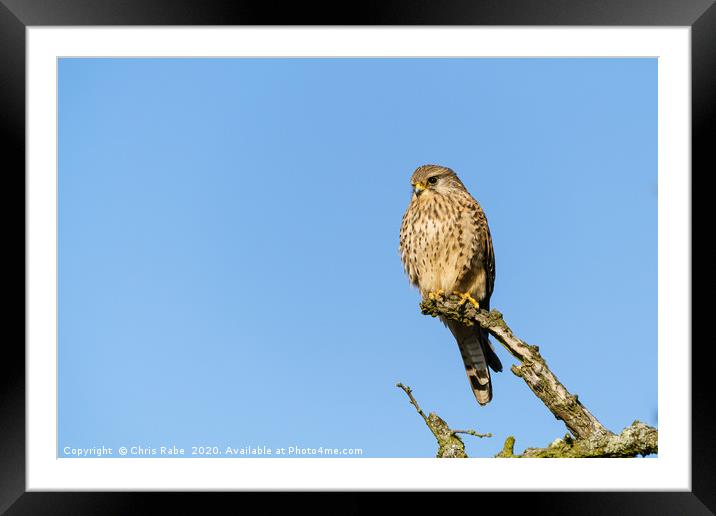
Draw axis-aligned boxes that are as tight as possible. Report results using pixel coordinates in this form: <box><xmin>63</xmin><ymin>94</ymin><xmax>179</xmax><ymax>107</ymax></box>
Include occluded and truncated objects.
<box><xmin>410</xmin><ymin>164</ymin><xmax>466</xmax><ymax>199</ymax></box>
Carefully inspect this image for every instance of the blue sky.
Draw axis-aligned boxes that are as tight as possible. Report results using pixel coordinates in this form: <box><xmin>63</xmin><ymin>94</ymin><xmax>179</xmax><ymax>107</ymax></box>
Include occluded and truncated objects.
<box><xmin>58</xmin><ymin>58</ymin><xmax>657</xmax><ymax>458</ymax></box>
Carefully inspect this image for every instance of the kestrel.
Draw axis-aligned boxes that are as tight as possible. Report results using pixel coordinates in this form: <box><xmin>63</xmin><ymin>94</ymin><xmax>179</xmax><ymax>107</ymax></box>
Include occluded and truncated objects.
<box><xmin>399</xmin><ymin>164</ymin><xmax>503</xmax><ymax>405</ymax></box>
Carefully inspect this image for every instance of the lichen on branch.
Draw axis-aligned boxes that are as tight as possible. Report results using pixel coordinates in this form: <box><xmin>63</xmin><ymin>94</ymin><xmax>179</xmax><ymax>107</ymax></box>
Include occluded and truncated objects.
<box><xmin>396</xmin><ymin>383</ymin><xmax>491</xmax><ymax>458</ymax></box>
<box><xmin>495</xmin><ymin>421</ymin><xmax>657</xmax><ymax>458</ymax></box>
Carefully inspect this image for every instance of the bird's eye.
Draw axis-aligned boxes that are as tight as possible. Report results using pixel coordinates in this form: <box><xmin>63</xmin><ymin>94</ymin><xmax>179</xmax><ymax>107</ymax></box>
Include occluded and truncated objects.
<box><xmin>427</xmin><ymin>176</ymin><xmax>438</xmax><ymax>185</ymax></box>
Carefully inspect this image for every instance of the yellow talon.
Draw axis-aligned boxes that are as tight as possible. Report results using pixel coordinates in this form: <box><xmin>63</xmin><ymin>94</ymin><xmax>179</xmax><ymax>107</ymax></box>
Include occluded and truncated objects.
<box><xmin>453</xmin><ymin>291</ymin><xmax>480</xmax><ymax>309</ymax></box>
<box><xmin>428</xmin><ymin>289</ymin><xmax>445</xmax><ymax>300</ymax></box>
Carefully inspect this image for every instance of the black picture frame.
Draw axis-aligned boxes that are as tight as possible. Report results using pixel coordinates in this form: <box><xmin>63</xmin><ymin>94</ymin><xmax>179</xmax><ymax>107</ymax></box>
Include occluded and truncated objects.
<box><xmin>4</xmin><ymin>1</ymin><xmax>711</xmax><ymax>513</ymax></box>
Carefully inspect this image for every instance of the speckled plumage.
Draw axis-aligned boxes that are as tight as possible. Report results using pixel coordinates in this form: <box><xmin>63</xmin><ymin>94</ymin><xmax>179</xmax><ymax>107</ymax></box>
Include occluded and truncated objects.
<box><xmin>399</xmin><ymin>164</ymin><xmax>502</xmax><ymax>405</ymax></box>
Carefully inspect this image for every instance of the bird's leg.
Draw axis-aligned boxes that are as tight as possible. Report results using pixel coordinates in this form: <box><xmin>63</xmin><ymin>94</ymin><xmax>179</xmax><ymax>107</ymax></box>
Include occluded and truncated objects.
<box><xmin>453</xmin><ymin>291</ymin><xmax>480</xmax><ymax>309</ymax></box>
<box><xmin>427</xmin><ymin>289</ymin><xmax>445</xmax><ymax>300</ymax></box>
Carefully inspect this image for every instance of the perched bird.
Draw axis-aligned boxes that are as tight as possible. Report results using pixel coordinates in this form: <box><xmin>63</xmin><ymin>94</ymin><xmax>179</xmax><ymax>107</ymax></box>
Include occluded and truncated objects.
<box><xmin>399</xmin><ymin>164</ymin><xmax>503</xmax><ymax>405</ymax></box>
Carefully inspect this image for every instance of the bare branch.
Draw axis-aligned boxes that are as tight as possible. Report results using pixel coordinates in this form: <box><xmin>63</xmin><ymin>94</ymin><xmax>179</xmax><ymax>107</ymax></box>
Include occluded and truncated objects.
<box><xmin>415</xmin><ymin>292</ymin><xmax>657</xmax><ymax>458</ymax></box>
<box><xmin>452</xmin><ymin>429</ymin><xmax>492</xmax><ymax>439</ymax></box>
<box><xmin>396</xmin><ymin>383</ymin><xmax>429</xmax><ymax>423</ymax></box>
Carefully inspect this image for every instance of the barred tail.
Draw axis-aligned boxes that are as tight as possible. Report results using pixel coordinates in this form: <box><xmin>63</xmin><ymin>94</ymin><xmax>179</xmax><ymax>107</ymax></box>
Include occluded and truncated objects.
<box><xmin>444</xmin><ymin>319</ymin><xmax>502</xmax><ymax>406</ymax></box>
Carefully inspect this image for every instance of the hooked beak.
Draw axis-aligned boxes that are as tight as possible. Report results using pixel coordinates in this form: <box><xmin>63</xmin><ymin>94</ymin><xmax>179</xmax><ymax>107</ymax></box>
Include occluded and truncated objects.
<box><xmin>413</xmin><ymin>182</ymin><xmax>426</xmax><ymax>196</ymax></box>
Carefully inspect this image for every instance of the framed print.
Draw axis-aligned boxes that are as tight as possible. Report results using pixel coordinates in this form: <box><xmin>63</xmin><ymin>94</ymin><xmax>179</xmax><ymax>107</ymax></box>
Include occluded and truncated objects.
<box><xmin>5</xmin><ymin>0</ymin><xmax>712</xmax><ymax>513</ymax></box>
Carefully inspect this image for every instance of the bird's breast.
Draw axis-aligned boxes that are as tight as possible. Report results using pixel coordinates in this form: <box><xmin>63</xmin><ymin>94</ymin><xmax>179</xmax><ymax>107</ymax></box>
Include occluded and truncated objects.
<box><xmin>402</xmin><ymin>197</ymin><xmax>470</xmax><ymax>295</ymax></box>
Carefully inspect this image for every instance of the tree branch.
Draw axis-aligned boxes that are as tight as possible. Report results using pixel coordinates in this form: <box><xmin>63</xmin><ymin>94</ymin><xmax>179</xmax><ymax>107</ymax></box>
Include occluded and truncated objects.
<box><xmin>494</xmin><ymin>421</ymin><xmax>658</xmax><ymax>458</ymax></box>
<box><xmin>396</xmin><ymin>383</ymin><xmax>491</xmax><ymax>458</ymax></box>
<box><xmin>409</xmin><ymin>292</ymin><xmax>657</xmax><ymax>458</ymax></box>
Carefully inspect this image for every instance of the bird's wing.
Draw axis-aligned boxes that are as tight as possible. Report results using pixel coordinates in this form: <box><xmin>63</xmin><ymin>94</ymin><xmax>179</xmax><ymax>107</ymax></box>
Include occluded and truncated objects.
<box><xmin>484</xmin><ymin>223</ymin><xmax>495</xmax><ymax>303</ymax></box>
